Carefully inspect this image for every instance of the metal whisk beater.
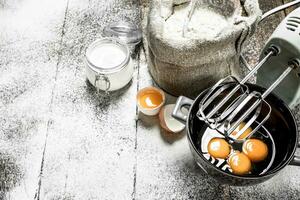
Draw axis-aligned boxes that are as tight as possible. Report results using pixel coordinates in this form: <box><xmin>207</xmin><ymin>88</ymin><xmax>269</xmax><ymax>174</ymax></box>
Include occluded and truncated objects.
<box><xmin>197</xmin><ymin>46</ymin><xmax>300</xmax><ymax>141</ymax></box>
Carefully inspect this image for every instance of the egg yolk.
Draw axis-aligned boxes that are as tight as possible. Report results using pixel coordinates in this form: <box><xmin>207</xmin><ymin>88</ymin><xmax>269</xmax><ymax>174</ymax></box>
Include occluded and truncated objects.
<box><xmin>242</xmin><ymin>139</ymin><xmax>268</xmax><ymax>162</ymax></box>
<box><xmin>138</xmin><ymin>90</ymin><xmax>163</xmax><ymax>109</ymax></box>
<box><xmin>228</xmin><ymin>151</ymin><xmax>251</xmax><ymax>175</ymax></box>
<box><xmin>207</xmin><ymin>138</ymin><xmax>230</xmax><ymax>159</ymax></box>
<box><xmin>231</xmin><ymin>122</ymin><xmax>252</xmax><ymax>139</ymax></box>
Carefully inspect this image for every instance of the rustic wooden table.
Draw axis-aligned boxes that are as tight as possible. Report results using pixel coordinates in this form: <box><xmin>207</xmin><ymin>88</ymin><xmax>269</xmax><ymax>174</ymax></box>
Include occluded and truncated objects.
<box><xmin>0</xmin><ymin>0</ymin><xmax>300</xmax><ymax>199</ymax></box>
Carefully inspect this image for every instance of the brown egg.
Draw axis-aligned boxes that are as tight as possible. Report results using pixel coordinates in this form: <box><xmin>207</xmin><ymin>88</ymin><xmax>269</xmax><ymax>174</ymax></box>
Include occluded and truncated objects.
<box><xmin>228</xmin><ymin>151</ymin><xmax>251</xmax><ymax>175</ymax></box>
<box><xmin>242</xmin><ymin>139</ymin><xmax>268</xmax><ymax>162</ymax></box>
<box><xmin>207</xmin><ymin>138</ymin><xmax>230</xmax><ymax>159</ymax></box>
<box><xmin>231</xmin><ymin>122</ymin><xmax>252</xmax><ymax>139</ymax></box>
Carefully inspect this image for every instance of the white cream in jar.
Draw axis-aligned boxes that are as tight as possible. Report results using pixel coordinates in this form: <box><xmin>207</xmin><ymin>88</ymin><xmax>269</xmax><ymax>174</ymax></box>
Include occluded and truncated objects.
<box><xmin>85</xmin><ymin>38</ymin><xmax>134</xmax><ymax>92</ymax></box>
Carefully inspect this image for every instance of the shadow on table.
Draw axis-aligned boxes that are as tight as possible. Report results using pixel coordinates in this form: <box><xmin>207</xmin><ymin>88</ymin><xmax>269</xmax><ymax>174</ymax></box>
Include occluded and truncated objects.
<box><xmin>85</xmin><ymin>78</ymin><xmax>132</xmax><ymax>113</ymax></box>
<box><xmin>137</xmin><ymin>111</ymin><xmax>159</xmax><ymax>128</ymax></box>
<box><xmin>137</xmin><ymin>111</ymin><xmax>186</xmax><ymax>144</ymax></box>
<box><xmin>0</xmin><ymin>152</ymin><xmax>22</xmax><ymax>196</ymax></box>
<box><xmin>159</xmin><ymin>128</ymin><xmax>186</xmax><ymax>144</ymax></box>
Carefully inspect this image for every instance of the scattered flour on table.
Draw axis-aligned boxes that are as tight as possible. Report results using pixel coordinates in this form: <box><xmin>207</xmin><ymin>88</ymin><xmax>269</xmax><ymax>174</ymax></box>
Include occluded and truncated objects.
<box><xmin>164</xmin><ymin>4</ymin><xmax>230</xmax><ymax>40</ymax></box>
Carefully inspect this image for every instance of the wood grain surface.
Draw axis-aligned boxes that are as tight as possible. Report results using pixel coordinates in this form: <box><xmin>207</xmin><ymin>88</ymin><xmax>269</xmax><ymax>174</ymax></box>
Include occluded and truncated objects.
<box><xmin>0</xmin><ymin>0</ymin><xmax>300</xmax><ymax>199</ymax></box>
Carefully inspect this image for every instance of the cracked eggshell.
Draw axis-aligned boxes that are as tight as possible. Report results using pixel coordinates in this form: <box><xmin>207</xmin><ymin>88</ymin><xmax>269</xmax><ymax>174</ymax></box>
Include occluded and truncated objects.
<box><xmin>159</xmin><ymin>104</ymin><xmax>185</xmax><ymax>133</ymax></box>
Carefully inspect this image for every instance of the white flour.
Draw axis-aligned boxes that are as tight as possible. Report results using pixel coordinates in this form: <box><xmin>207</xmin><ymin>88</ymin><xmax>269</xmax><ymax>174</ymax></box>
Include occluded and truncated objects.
<box><xmin>164</xmin><ymin>4</ymin><xmax>230</xmax><ymax>40</ymax></box>
<box><xmin>88</xmin><ymin>43</ymin><xmax>127</xmax><ymax>69</ymax></box>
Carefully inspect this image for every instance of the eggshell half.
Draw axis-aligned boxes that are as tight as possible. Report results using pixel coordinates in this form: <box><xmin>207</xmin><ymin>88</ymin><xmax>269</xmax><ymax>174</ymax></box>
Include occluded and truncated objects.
<box><xmin>159</xmin><ymin>104</ymin><xmax>186</xmax><ymax>133</ymax></box>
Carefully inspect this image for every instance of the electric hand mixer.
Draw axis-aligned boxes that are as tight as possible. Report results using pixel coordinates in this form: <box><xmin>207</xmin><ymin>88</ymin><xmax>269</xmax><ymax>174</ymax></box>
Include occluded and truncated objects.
<box><xmin>197</xmin><ymin>7</ymin><xmax>300</xmax><ymax>143</ymax></box>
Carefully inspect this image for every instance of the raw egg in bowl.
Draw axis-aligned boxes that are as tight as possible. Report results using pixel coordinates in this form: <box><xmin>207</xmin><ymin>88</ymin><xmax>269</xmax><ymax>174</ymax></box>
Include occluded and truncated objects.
<box><xmin>243</xmin><ymin>138</ymin><xmax>268</xmax><ymax>162</ymax></box>
<box><xmin>207</xmin><ymin>137</ymin><xmax>231</xmax><ymax>159</ymax></box>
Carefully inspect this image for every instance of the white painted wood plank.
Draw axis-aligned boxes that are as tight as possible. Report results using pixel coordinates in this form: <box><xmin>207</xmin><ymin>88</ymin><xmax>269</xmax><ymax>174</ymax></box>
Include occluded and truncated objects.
<box><xmin>36</xmin><ymin>0</ymin><xmax>141</xmax><ymax>199</ymax></box>
<box><xmin>0</xmin><ymin>0</ymin><xmax>69</xmax><ymax>199</ymax></box>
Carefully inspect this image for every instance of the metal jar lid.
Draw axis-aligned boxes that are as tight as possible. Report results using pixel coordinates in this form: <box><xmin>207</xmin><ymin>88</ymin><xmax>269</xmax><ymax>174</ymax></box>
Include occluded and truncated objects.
<box><xmin>85</xmin><ymin>38</ymin><xmax>130</xmax><ymax>74</ymax></box>
<box><xmin>103</xmin><ymin>21</ymin><xmax>142</xmax><ymax>47</ymax></box>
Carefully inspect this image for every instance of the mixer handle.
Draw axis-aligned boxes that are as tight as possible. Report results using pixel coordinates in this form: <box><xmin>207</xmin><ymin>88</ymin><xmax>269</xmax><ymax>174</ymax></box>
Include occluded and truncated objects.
<box><xmin>289</xmin><ymin>142</ymin><xmax>300</xmax><ymax>166</ymax></box>
<box><xmin>290</xmin><ymin>156</ymin><xmax>300</xmax><ymax>166</ymax></box>
<box><xmin>290</xmin><ymin>157</ymin><xmax>300</xmax><ymax>166</ymax></box>
<box><xmin>260</xmin><ymin>0</ymin><xmax>300</xmax><ymax>24</ymax></box>
<box><xmin>172</xmin><ymin>96</ymin><xmax>194</xmax><ymax>124</ymax></box>
<box><xmin>240</xmin><ymin>0</ymin><xmax>300</xmax><ymax>71</ymax></box>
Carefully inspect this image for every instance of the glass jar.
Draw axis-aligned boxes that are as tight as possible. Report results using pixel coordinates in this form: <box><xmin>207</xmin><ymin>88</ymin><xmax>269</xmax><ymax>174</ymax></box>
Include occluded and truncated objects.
<box><xmin>85</xmin><ymin>38</ymin><xmax>134</xmax><ymax>92</ymax></box>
